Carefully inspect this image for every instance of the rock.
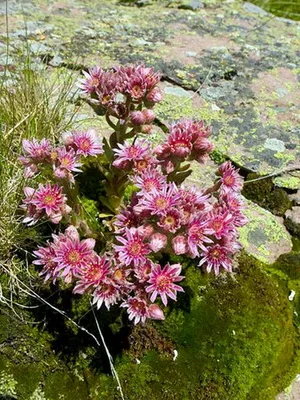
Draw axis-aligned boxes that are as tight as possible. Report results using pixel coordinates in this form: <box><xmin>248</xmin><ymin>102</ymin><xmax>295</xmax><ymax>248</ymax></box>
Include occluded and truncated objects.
<box><xmin>0</xmin><ymin>0</ymin><xmax>298</xmax><ymax>178</ymax></box>
<box><xmin>239</xmin><ymin>198</ymin><xmax>292</xmax><ymax>264</ymax></box>
<box><xmin>276</xmin><ymin>376</ymin><xmax>300</xmax><ymax>400</ymax></box>
<box><xmin>243</xmin><ymin>2</ymin><xmax>269</xmax><ymax>15</ymax></box>
<box><xmin>187</xmin><ymin>158</ymin><xmax>218</xmax><ymax>189</ymax></box>
<box><xmin>285</xmin><ymin>207</ymin><xmax>300</xmax><ymax>238</ymax></box>
<box><xmin>177</xmin><ymin>0</ymin><xmax>204</xmax><ymax>11</ymax></box>
<box><xmin>273</xmin><ymin>172</ymin><xmax>300</xmax><ymax>191</ymax></box>
<box><xmin>289</xmin><ymin>191</ymin><xmax>300</xmax><ymax>206</ymax></box>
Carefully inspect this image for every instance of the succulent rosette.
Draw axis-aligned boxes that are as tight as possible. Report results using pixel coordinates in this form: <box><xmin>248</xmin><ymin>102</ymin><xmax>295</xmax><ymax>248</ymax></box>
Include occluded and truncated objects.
<box><xmin>20</xmin><ymin>63</ymin><xmax>247</xmax><ymax>325</ymax></box>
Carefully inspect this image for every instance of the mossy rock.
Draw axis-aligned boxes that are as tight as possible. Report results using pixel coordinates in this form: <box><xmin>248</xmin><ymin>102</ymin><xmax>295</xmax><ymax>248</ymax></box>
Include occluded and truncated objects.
<box><xmin>95</xmin><ymin>253</ymin><xmax>300</xmax><ymax>399</ymax></box>
<box><xmin>238</xmin><ymin>198</ymin><xmax>292</xmax><ymax>264</ymax></box>
<box><xmin>242</xmin><ymin>173</ymin><xmax>292</xmax><ymax>217</ymax></box>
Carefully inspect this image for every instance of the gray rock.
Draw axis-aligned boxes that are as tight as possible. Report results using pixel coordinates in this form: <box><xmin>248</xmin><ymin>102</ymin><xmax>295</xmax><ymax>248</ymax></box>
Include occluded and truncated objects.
<box><xmin>243</xmin><ymin>2</ymin><xmax>269</xmax><ymax>15</ymax></box>
<box><xmin>178</xmin><ymin>0</ymin><xmax>204</xmax><ymax>10</ymax></box>
<box><xmin>285</xmin><ymin>207</ymin><xmax>300</xmax><ymax>238</ymax></box>
<box><xmin>276</xmin><ymin>375</ymin><xmax>300</xmax><ymax>400</ymax></box>
<box><xmin>289</xmin><ymin>191</ymin><xmax>300</xmax><ymax>206</ymax></box>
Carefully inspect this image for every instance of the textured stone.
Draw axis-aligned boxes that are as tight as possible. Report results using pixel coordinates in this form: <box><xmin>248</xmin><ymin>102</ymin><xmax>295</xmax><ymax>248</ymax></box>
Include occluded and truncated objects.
<box><xmin>239</xmin><ymin>198</ymin><xmax>292</xmax><ymax>264</ymax></box>
<box><xmin>285</xmin><ymin>207</ymin><xmax>300</xmax><ymax>238</ymax></box>
<box><xmin>289</xmin><ymin>191</ymin><xmax>300</xmax><ymax>206</ymax></box>
<box><xmin>0</xmin><ymin>0</ymin><xmax>298</xmax><ymax>178</ymax></box>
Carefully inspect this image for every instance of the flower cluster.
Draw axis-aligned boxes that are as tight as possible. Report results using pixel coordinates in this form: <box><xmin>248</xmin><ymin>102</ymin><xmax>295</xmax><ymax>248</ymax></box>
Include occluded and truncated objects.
<box><xmin>78</xmin><ymin>65</ymin><xmax>162</xmax><ymax>133</ymax></box>
<box><xmin>155</xmin><ymin>120</ymin><xmax>213</xmax><ymax>172</ymax></box>
<box><xmin>20</xmin><ymin>63</ymin><xmax>248</xmax><ymax>325</ymax></box>
<box><xmin>19</xmin><ymin>129</ymin><xmax>103</xmax><ymax>224</ymax></box>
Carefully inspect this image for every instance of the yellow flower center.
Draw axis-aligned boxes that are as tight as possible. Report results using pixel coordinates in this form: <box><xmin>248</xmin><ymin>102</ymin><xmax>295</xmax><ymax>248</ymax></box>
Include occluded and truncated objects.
<box><xmin>129</xmin><ymin>242</ymin><xmax>142</xmax><ymax>256</ymax></box>
<box><xmin>44</xmin><ymin>195</ymin><xmax>55</xmax><ymax>205</ymax></box>
<box><xmin>155</xmin><ymin>198</ymin><xmax>168</xmax><ymax>210</ymax></box>
<box><xmin>80</xmin><ymin>139</ymin><xmax>91</xmax><ymax>151</ymax></box>
<box><xmin>67</xmin><ymin>250</ymin><xmax>81</xmax><ymax>264</ymax></box>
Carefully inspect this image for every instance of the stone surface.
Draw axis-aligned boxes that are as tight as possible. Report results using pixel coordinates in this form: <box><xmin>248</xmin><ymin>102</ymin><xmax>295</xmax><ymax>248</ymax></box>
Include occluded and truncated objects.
<box><xmin>239</xmin><ymin>198</ymin><xmax>292</xmax><ymax>263</ymax></box>
<box><xmin>276</xmin><ymin>376</ymin><xmax>300</xmax><ymax>400</ymax></box>
<box><xmin>0</xmin><ymin>0</ymin><xmax>299</xmax><ymax>176</ymax></box>
<box><xmin>285</xmin><ymin>207</ymin><xmax>300</xmax><ymax>238</ymax></box>
<box><xmin>289</xmin><ymin>191</ymin><xmax>300</xmax><ymax>206</ymax></box>
<box><xmin>274</xmin><ymin>172</ymin><xmax>300</xmax><ymax>191</ymax></box>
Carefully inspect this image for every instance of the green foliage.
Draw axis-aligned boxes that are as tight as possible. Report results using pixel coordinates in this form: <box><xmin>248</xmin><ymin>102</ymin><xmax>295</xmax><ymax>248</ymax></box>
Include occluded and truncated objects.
<box><xmin>0</xmin><ymin>371</ymin><xmax>18</xmax><ymax>397</ymax></box>
<box><xmin>252</xmin><ymin>0</ymin><xmax>300</xmax><ymax>20</ymax></box>
<box><xmin>0</xmin><ymin>59</ymin><xmax>78</xmax><ymax>260</ymax></box>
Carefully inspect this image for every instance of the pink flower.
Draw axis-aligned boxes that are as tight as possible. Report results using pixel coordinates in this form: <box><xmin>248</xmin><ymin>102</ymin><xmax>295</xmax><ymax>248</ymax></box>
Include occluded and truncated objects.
<box><xmin>33</xmin><ymin>243</ymin><xmax>59</xmax><ymax>282</ymax></box>
<box><xmin>78</xmin><ymin>66</ymin><xmax>103</xmax><ymax>94</ymax></box>
<box><xmin>31</xmin><ymin>183</ymin><xmax>66</xmax><ymax>217</ymax></box>
<box><xmin>146</xmin><ymin>87</ymin><xmax>163</xmax><ymax>104</ymax></box>
<box><xmin>172</xmin><ymin>236</ymin><xmax>187</xmax><ymax>255</ymax></box>
<box><xmin>187</xmin><ymin>217</ymin><xmax>214</xmax><ymax>257</ymax></box>
<box><xmin>199</xmin><ymin>244</ymin><xmax>232</xmax><ymax>275</ymax></box>
<box><xmin>146</xmin><ymin>263</ymin><xmax>184</xmax><ymax>306</ymax></box>
<box><xmin>20</xmin><ymin>138</ymin><xmax>51</xmax><ymax>161</ymax></box>
<box><xmin>132</xmin><ymin>168</ymin><xmax>166</xmax><ymax>194</ymax></box>
<box><xmin>178</xmin><ymin>187</ymin><xmax>211</xmax><ymax>214</ymax></box>
<box><xmin>123</xmin><ymin>65</ymin><xmax>161</xmax><ymax>101</ymax></box>
<box><xmin>21</xmin><ymin>184</ymin><xmax>70</xmax><ymax>225</ymax></box>
<box><xmin>21</xmin><ymin>187</ymin><xmax>43</xmax><ymax>225</ymax></box>
<box><xmin>134</xmin><ymin>259</ymin><xmax>153</xmax><ymax>282</ymax></box>
<box><xmin>158</xmin><ymin>209</ymin><xmax>181</xmax><ymax>233</ymax></box>
<box><xmin>53</xmin><ymin>147</ymin><xmax>82</xmax><ymax>182</ymax></box>
<box><xmin>92</xmin><ymin>280</ymin><xmax>120</xmax><ymax>310</ymax></box>
<box><xmin>130</xmin><ymin>111</ymin><xmax>146</xmax><ymax>126</ymax></box>
<box><xmin>113</xmin><ymin>207</ymin><xmax>139</xmax><ymax>233</ymax></box>
<box><xmin>218</xmin><ymin>161</ymin><xmax>244</xmax><ymax>193</ymax></box>
<box><xmin>219</xmin><ymin>193</ymin><xmax>248</xmax><ymax>227</ymax></box>
<box><xmin>19</xmin><ymin>138</ymin><xmax>52</xmax><ymax>177</ymax></box>
<box><xmin>149</xmin><ymin>233</ymin><xmax>168</xmax><ymax>252</ymax></box>
<box><xmin>121</xmin><ymin>296</ymin><xmax>150</xmax><ymax>324</ymax></box>
<box><xmin>113</xmin><ymin>140</ymin><xmax>150</xmax><ymax>169</ymax></box>
<box><xmin>73</xmin><ymin>129</ymin><xmax>103</xmax><ymax>157</ymax></box>
<box><xmin>154</xmin><ymin>143</ymin><xmax>172</xmax><ymax>160</ymax></box>
<box><xmin>73</xmin><ymin>254</ymin><xmax>111</xmax><ymax>294</ymax></box>
<box><xmin>114</xmin><ymin>228</ymin><xmax>150</xmax><ymax>267</ymax></box>
<box><xmin>142</xmin><ymin>109</ymin><xmax>155</xmax><ymax>123</ymax></box>
<box><xmin>54</xmin><ymin>231</ymin><xmax>95</xmax><ymax>278</ymax></box>
<box><xmin>135</xmin><ymin>183</ymin><xmax>180</xmax><ymax>217</ymax></box>
<box><xmin>209</xmin><ymin>209</ymin><xmax>235</xmax><ymax>239</ymax></box>
<box><xmin>168</xmin><ymin>123</ymin><xmax>193</xmax><ymax>158</ymax></box>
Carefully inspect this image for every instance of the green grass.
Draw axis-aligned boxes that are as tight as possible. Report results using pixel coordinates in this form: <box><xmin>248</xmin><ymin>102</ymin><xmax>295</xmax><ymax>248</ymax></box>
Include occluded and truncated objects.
<box><xmin>0</xmin><ymin>57</ymin><xmax>78</xmax><ymax>260</ymax></box>
<box><xmin>251</xmin><ymin>0</ymin><xmax>300</xmax><ymax>20</ymax></box>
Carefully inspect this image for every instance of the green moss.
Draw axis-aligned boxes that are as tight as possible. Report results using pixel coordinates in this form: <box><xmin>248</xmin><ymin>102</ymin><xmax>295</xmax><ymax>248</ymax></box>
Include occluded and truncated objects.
<box><xmin>242</xmin><ymin>174</ymin><xmax>292</xmax><ymax>216</ymax></box>
<box><xmin>271</xmin><ymin>252</ymin><xmax>300</xmax><ymax>281</ymax></box>
<box><xmin>44</xmin><ymin>371</ymin><xmax>89</xmax><ymax>400</ymax></box>
<box><xmin>268</xmin><ymin>188</ymin><xmax>292</xmax><ymax>216</ymax></box>
<box><xmin>94</xmin><ymin>253</ymin><xmax>300</xmax><ymax>399</ymax></box>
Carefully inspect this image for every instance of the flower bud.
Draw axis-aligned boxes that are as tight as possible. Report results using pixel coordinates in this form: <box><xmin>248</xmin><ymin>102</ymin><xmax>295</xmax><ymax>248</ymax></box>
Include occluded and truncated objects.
<box><xmin>142</xmin><ymin>109</ymin><xmax>155</xmax><ymax>123</ymax></box>
<box><xmin>149</xmin><ymin>233</ymin><xmax>167</xmax><ymax>252</ymax></box>
<box><xmin>172</xmin><ymin>236</ymin><xmax>187</xmax><ymax>255</ymax></box>
<box><xmin>146</xmin><ymin>88</ymin><xmax>163</xmax><ymax>103</ymax></box>
<box><xmin>149</xmin><ymin>304</ymin><xmax>165</xmax><ymax>320</ymax></box>
<box><xmin>141</xmin><ymin>125</ymin><xmax>153</xmax><ymax>134</ymax></box>
<box><xmin>130</xmin><ymin>111</ymin><xmax>145</xmax><ymax>126</ymax></box>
